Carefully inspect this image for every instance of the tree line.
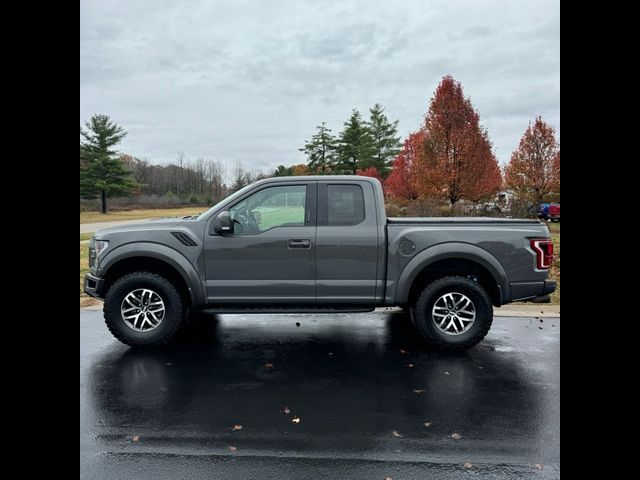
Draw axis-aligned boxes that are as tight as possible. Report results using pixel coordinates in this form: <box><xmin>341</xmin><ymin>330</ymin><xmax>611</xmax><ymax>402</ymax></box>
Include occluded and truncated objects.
<box><xmin>80</xmin><ymin>116</ymin><xmax>272</xmax><ymax>212</ymax></box>
<box><xmin>80</xmin><ymin>75</ymin><xmax>559</xmax><ymax>214</ymax></box>
<box><xmin>272</xmin><ymin>104</ymin><xmax>401</xmax><ymax>178</ymax></box>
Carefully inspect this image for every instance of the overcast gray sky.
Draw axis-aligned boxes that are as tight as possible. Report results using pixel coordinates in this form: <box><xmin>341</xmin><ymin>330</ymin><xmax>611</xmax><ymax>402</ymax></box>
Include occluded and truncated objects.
<box><xmin>80</xmin><ymin>0</ymin><xmax>559</xmax><ymax>177</ymax></box>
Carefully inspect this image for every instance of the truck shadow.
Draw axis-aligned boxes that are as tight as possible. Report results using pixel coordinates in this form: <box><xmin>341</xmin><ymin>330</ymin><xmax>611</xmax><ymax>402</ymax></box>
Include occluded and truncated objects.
<box><xmin>86</xmin><ymin>311</ymin><xmax>553</xmax><ymax>455</ymax></box>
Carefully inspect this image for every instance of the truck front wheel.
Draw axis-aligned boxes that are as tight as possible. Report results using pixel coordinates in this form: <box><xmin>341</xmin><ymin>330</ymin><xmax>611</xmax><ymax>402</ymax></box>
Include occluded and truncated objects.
<box><xmin>103</xmin><ymin>271</ymin><xmax>185</xmax><ymax>347</ymax></box>
<box><xmin>410</xmin><ymin>276</ymin><xmax>493</xmax><ymax>351</ymax></box>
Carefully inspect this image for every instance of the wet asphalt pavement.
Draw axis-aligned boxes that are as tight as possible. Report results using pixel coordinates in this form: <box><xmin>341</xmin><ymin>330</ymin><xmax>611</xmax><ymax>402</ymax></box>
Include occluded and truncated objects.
<box><xmin>80</xmin><ymin>309</ymin><xmax>560</xmax><ymax>479</ymax></box>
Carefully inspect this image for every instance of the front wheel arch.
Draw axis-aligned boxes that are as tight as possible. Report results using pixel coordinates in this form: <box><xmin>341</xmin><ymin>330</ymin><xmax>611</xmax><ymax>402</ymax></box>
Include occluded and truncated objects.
<box><xmin>102</xmin><ymin>256</ymin><xmax>194</xmax><ymax>308</ymax></box>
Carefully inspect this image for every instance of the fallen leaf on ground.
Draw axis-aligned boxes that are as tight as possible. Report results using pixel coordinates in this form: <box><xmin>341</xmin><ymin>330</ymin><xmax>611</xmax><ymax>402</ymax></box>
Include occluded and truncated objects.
<box><xmin>539</xmin><ymin>318</ymin><xmax>544</xmax><ymax>323</ymax></box>
<box><xmin>538</xmin><ymin>326</ymin><xmax>543</xmax><ymax>330</ymax></box>
<box><xmin>463</xmin><ymin>462</ymin><xmax>473</xmax><ymax>469</ymax></box>
<box><xmin>451</xmin><ymin>433</ymin><xmax>462</xmax><ymax>440</ymax></box>
<box><xmin>540</xmin><ymin>310</ymin><xmax>544</xmax><ymax>314</ymax></box>
<box><xmin>392</xmin><ymin>430</ymin><xmax>403</xmax><ymax>437</ymax></box>
<box><xmin>282</xmin><ymin>406</ymin><xmax>290</xmax><ymax>414</ymax></box>
<box><xmin>232</xmin><ymin>425</ymin><xmax>242</xmax><ymax>431</ymax></box>
<box><xmin>424</xmin><ymin>422</ymin><xmax>432</xmax><ymax>427</ymax></box>
<box><xmin>413</xmin><ymin>389</ymin><xmax>425</xmax><ymax>394</ymax></box>
<box><xmin>478</xmin><ymin>366</ymin><xmax>484</xmax><ymax>369</ymax></box>
<box><xmin>405</xmin><ymin>363</ymin><xmax>414</xmax><ymax>368</ymax></box>
<box><xmin>132</xmin><ymin>435</ymin><xmax>139</xmax><ymax>442</ymax></box>
<box><xmin>534</xmin><ymin>464</ymin><xmax>544</xmax><ymax>470</ymax></box>
<box><xmin>295</xmin><ymin>322</ymin><xmax>301</xmax><ymax>327</ymax></box>
<box><xmin>292</xmin><ymin>416</ymin><xmax>301</xmax><ymax>424</ymax></box>
<box><xmin>228</xmin><ymin>446</ymin><xmax>237</xmax><ymax>452</ymax></box>
<box><xmin>399</xmin><ymin>349</ymin><xmax>408</xmax><ymax>354</ymax></box>
<box><xmin>443</xmin><ymin>371</ymin><xmax>450</xmax><ymax>375</ymax></box>
<box><xmin>265</xmin><ymin>363</ymin><xmax>274</xmax><ymax>368</ymax></box>
<box><xmin>165</xmin><ymin>362</ymin><xmax>173</xmax><ymax>366</ymax></box>
<box><xmin>328</xmin><ymin>352</ymin><xmax>334</xmax><ymax>356</ymax></box>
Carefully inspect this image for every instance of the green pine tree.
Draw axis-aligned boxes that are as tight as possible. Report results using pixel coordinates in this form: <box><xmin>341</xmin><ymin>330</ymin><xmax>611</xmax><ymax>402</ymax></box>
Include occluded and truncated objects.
<box><xmin>298</xmin><ymin>122</ymin><xmax>337</xmax><ymax>174</ymax></box>
<box><xmin>80</xmin><ymin>114</ymin><xmax>137</xmax><ymax>214</ymax></box>
<box><xmin>336</xmin><ymin>109</ymin><xmax>374</xmax><ymax>174</ymax></box>
<box><xmin>273</xmin><ymin>165</ymin><xmax>293</xmax><ymax>177</ymax></box>
<box><xmin>366</xmin><ymin>103</ymin><xmax>401</xmax><ymax>176</ymax></box>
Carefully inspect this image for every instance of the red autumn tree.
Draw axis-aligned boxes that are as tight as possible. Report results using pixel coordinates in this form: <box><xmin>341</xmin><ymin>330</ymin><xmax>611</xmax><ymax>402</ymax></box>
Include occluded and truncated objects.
<box><xmin>412</xmin><ymin>75</ymin><xmax>502</xmax><ymax>206</ymax></box>
<box><xmin>504</xmin><ymin>116</ymin><xmax>560</xmax><ymax>204</ymax></box>
<box><xmin>385</xmin><ymin>130</ymin><xmax>425</xmax><ymax>203</ymax></box>
<box><xmin>356</xmin><ymin>166</ymin><xmax>382</xmax><ymax>182</ymax></box>
<box><xmin>290</xmin><ymin>164</ymin><xmax>310</xmax><ymax>176</ymax></box>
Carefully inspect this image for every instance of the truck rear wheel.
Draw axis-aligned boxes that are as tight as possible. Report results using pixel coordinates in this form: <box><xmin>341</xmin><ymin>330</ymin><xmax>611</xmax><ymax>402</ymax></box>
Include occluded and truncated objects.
<box><xmin>410</xmin><ymin>276</ymin><xmax>493</xmax><ymax>351</ymax></box>
<box><xmin>103</xmin><ymin>271</ymin><xmax>185</xmax><ymax>347</ymax></box>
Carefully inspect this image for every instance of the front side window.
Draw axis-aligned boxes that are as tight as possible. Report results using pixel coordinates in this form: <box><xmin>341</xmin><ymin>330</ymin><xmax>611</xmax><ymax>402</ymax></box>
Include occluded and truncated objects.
<box><xmin>230</xmin><ymin>185</ymin><xmax>307</xmax><ymax>234</ymax></box>
<box><xmin>327</xmin><ymin>184</ymin><xmax>365</xmax><ymax>226</ymax></box>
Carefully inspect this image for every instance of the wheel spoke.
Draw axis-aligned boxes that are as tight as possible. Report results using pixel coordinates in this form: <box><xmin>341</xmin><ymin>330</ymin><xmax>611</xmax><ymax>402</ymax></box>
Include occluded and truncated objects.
<box><xmin>448</xmin><ymin>318</ymin><xmax>458</xmax><ymax>332</ymax></box>
<box><xmin>134</xmin><ymin>313</ymin><xmax>144</xmax><ymax>328</ymax></box>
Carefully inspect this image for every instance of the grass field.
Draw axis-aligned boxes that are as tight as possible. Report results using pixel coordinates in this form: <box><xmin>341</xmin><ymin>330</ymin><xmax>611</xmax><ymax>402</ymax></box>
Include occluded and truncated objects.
<box><xmin>548</xmin><ymin>222</ymin><xmax>560</xmax><ymax>304</ymax></box>
<box><xmin>80</xmin><ymin>243</ymin><xmax>89</xmax><ymax>296</ymax></box>
<box><xmin>253</xmin><ymin>206</ymin><xmax>304</xmax><ymax>229</ymax></box>
<box><xmin>80</xmin><ymin>206</ymin><xmax>205</xmax><ymax>224</ymax></box>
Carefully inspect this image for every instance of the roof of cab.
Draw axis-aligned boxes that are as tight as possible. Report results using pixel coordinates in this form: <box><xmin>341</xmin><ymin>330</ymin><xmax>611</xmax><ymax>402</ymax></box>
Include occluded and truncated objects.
<box><xmin>251</xmin><ymin>175</ymin><xmax>380</xmax><ymax>184</ymax></box>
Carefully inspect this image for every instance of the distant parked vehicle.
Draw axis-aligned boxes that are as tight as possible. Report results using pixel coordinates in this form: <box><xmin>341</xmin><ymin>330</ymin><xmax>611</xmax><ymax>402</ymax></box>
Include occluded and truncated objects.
<box><xmin>538</xmin><ymin>203</ymin><xmax>560</xmax><ymax>222</ymax></box>
<box><xmin>547</xmin><ymin>204</ymin><xmax>560</xmax><ymax>222</ymax></box>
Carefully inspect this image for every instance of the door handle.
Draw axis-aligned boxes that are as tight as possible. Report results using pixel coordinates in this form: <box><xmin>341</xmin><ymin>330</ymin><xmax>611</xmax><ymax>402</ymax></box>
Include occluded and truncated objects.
<box><xmin>287</xmin><ymin>239</ymin><xmax>312</xmax><ymax>249</ymax></box>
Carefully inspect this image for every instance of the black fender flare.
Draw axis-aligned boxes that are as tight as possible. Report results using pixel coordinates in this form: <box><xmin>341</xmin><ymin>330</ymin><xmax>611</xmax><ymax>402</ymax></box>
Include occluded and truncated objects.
<box><xmin>394</xmin><ymin>242</ymin><xmax>509</xmax><ymax>305</ymax></box>
<box><xmin>97</xmin><ymin>242</ymin><xmax>206</xmax><ymax>306</ymax></box>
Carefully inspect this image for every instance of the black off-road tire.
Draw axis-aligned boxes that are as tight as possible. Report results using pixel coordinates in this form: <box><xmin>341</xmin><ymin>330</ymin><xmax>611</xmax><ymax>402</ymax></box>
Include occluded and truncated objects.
<box><xmin>103</xmin><ymin>271</ymin><xmax>185</xmax><ymax>347</ymax></box>
<box><xmin>410</xmin><ymin>276</ymin><xmax>493</xmax><ymax>351</ymax></box>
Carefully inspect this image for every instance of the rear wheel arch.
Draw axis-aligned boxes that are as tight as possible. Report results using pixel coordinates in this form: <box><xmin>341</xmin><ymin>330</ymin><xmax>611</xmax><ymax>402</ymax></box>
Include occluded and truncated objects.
<box><xmin>395</xmin><ymin>243</ymin><xmax>508</xmax><ymax>307</ymax></box>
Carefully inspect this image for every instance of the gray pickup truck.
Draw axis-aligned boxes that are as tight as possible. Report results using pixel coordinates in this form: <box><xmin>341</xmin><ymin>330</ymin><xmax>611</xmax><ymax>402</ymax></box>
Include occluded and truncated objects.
<box><xmin>84</xmin><ymin>175</ymin><xmax>555</xmax><ymax>350</ymax></box>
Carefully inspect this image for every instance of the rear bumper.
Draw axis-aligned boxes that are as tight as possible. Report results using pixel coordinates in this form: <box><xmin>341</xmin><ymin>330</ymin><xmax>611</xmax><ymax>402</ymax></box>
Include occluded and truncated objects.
<box><xmin>84</xmin><ymin>272</ymin><xmax>106</xmax><ymax>299</ymax></box>
<box><xmin>541</xmin><ymin>280</ymin><xmax>557</xmax><ymax>295</ymax></box>
<box><xmin>510</xmin><ymin>279</ymin><xmax>556</xmax><ymax>302</ymax></box>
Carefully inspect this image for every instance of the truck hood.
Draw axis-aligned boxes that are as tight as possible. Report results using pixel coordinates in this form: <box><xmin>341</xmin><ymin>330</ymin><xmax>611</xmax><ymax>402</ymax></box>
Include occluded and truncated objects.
<box><xmin>94</xmin><ymin>217</ymin><xmax>189</xmax><ymax>236</ymax></box>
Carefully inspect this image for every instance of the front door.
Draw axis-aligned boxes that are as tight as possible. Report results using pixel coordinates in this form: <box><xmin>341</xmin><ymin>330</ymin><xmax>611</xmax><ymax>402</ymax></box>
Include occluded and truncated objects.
<box><xmin>204</xmin><ymin>182</ymin><xmax>317</xmax><ymax>304</ymax></box>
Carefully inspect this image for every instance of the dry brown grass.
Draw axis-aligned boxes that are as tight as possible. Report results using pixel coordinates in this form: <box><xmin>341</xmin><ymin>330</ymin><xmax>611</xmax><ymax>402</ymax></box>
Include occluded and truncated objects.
<box><xmin>80</xmin><ymin>206</ymin><xmax>205</xmax><ymax>224</ymax></box>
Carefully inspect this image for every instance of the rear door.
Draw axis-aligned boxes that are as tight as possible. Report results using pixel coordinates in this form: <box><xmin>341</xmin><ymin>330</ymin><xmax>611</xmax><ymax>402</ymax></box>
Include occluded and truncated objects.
<box><xmin>315</xmin><ymin>180</ymin><xmax>379</xmax><ymax>306</ymax></box>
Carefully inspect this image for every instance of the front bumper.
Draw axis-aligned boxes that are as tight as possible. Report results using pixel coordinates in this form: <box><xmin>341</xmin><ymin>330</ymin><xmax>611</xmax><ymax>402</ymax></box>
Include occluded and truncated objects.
<box><xmin>84</xmin><ymin>272</ymin><xmax>106</xmax><ymax>299</ymax></box>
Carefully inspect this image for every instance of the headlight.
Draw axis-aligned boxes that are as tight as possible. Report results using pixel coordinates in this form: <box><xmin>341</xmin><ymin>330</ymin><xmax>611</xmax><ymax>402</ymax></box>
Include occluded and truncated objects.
<box><xmin>95</xmin><ymin>240</ymin><xmax>109</xmax><ymax>258</ymax></box>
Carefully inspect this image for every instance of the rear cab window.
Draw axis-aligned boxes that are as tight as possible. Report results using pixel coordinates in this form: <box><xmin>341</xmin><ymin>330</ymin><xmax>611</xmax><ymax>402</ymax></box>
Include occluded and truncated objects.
<box><xmin>326</xmin><ymin>184</ymin><xmax>365</xmax><ymax>226</ymax></box>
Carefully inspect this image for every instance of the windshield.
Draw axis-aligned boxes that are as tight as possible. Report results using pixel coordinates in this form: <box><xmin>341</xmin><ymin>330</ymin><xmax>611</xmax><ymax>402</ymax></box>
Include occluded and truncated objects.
<box><xmin>195</xmin><ymin>182</ymin><xmax>256</xmax><ymax>220</ymax></box>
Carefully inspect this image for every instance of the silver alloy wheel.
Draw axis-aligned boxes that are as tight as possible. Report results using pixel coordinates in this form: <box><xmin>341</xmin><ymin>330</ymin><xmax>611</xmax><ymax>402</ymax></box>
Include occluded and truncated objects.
<box><xmin>432</xmin><ymin>292</ymin><xmax>476</xmax><ymax>336</ymax></box>
<box><xmin>120</xmin><ymin>288</ymin><xmax>166</xmax><ymax>332</ymax></box>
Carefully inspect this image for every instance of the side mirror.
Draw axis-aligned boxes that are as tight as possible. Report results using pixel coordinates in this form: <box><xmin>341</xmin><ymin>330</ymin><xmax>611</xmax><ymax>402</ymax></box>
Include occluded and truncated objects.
<box><xmin>213</xmin><ymin>211</ymin><xmax>234</xmax><ymax>235</ymax></box>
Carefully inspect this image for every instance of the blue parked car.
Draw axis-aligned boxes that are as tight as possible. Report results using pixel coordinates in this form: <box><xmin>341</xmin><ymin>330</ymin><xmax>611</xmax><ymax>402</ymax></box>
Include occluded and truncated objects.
<box><xmin>538</xmin><ymin>203</ymin><xmax>560</xmax><ymax>222</ymax></box>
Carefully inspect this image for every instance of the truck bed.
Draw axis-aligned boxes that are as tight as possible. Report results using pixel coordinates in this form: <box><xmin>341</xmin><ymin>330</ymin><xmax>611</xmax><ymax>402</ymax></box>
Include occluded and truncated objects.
<box><xmin>387</xmin><ymin>217</ymin><xmax>542</xmax><ymax>225</ymax></box>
